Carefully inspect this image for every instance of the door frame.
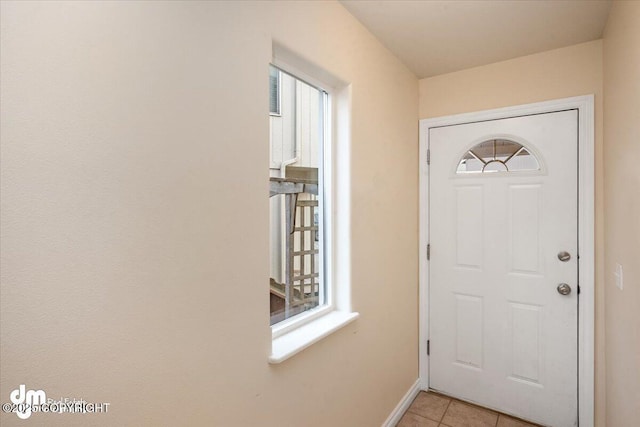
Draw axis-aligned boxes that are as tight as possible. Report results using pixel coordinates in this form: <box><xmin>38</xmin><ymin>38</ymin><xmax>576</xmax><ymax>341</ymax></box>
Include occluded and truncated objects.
<box><xmin>419</xmin><ymin>95</ymin><xmax>595</xmax><ymax>426</ymax></box>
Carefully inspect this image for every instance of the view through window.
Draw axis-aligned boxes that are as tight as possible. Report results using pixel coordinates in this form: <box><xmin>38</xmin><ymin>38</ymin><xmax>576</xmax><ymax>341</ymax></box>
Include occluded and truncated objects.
<box><xmin>269</xmin><ymin>65</ymin><xmax>328</xmax><ymax>326</ymax></box>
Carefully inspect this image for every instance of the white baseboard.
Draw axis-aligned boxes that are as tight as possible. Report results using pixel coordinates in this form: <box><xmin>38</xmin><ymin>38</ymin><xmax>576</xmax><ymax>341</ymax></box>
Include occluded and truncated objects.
<box><xmin>381</xmin><ymin>379</ymin><xmax>421</xmax><ymax>427</ymax></box>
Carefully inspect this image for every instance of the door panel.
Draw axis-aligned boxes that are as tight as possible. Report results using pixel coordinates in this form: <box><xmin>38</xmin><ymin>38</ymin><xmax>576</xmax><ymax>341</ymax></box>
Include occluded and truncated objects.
<box><xmin>429</xmin><ymin>110</ymin><xmax>578</xmax><ymax>427</ymax></box>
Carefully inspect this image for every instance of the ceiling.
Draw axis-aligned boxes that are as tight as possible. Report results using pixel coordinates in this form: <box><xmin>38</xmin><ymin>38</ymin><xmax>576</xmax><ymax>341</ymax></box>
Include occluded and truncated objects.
<box><xmin>340</xmin><ymin>0</ymin><xmax>612</xmax><ymax>78</ymax></box>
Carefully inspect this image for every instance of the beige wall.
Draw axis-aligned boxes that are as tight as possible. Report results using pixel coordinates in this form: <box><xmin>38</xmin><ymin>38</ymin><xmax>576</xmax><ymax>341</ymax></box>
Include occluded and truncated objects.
<box><xmin>419</xmin><ymin>40</ymin><xmax>606</xmax><ymax>426</ymax></box>
<box><xmin>603</xmin><ymin>2</ymin><xmax>640</xmax><ymax>426</ymax></box>
<box><xmin>0</xmin><ymin>2</ymin><xmax>418</xmax><ymax>426</ymax></box>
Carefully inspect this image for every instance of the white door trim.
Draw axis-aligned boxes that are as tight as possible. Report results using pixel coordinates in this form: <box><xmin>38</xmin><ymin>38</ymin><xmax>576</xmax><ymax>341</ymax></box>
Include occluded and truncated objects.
<box><xmin>419</xmin><ymin>95</ymin><xmax>595</xmax><ymax>427</ymax></box>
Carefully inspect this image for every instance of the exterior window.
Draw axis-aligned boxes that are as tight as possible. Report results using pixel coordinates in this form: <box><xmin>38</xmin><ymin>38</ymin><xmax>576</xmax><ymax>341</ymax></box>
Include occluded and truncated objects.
<box><xmin>269</xmin><ymin>65</ymin><xmax>328</xmax><ymax>326</ymax></box>
<box><xmin>269</xmin><ymin>65</ymin><xmax>280</xmax><ymax>115</ymax></box>
<box><xmin>456</xmin><ymin>139</ymin><xmax>540</xmax><ymax>174</ymax></box>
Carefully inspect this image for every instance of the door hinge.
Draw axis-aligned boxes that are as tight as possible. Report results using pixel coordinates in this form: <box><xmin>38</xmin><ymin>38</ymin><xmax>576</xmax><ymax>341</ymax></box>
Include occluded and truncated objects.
<box><xmin>427</xmin><ymin>244</ymin><xmax>430</xmax><ymax>261</ymax></box>
<box><xmin>427</xmin><ymin>149</ymin><xmax>431</xmax><ymax>165</ymax></box>
<box><xmin>578</xmin><ymin>285</ymin><xmax>581</xmax><ymax>294</ymax></box>
<box><xmin>427</xmin><ymin>340</ymin><xmax>430</xmax><ymax>356</ymax></box>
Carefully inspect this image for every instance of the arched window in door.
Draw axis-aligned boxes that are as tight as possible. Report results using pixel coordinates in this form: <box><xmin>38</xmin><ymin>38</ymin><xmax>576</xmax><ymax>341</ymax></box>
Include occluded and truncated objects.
<box><xmin>456</xmin><ymin>139</ymin><xmax>540</xmax><ymax>174</ymax></box>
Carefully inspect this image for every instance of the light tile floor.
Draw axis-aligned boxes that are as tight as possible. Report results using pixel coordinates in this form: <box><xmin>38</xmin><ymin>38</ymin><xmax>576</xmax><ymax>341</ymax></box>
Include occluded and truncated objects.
<box><xmin>398</xmin><ymin>391</ymin><xmax>543</xmax><ymax>427</ymax></box>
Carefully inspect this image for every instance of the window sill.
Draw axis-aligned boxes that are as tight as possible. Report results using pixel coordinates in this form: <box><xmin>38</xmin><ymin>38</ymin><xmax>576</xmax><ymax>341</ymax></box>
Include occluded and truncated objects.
<box><xmin>269</xmin><ymin>310</ymin><xmax>359</xmax><ymax>364</ymax></box>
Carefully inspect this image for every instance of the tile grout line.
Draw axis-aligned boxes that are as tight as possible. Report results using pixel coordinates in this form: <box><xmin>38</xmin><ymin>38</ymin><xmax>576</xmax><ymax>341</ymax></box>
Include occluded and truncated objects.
<box><xmin>439</xmin><ymin>398</ymin><xmax>452</xmax><ymax>424</ymax></box>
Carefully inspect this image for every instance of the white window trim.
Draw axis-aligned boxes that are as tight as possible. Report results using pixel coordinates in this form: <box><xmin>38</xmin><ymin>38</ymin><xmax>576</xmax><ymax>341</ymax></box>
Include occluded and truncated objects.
<box><xmin>270</xmin><ymin>311</ymin><xmax>360</xmax><ymax>364</ymax></box>
<box><xmin>269</xmin><ymin>44</ymin><xmax>358</xmax><ymax>364</ymax></box>
<box><xmin>418</xmin><ymin>95</ymin><xmax>595</xmax><ymax>426</ymax></box>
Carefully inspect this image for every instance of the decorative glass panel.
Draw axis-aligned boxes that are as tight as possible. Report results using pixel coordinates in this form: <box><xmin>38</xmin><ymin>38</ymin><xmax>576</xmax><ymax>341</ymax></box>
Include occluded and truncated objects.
<box><xmin>456</xmin><ymin>139</ymin><xmax>539</xmax><ymax>174</ymax></box>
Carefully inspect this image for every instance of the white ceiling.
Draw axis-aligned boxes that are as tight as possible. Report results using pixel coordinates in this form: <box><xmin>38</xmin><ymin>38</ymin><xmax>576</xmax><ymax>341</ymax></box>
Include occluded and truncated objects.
<box><xmin>340</xmin><ymin>0</ymin><xmax>612</xmax><ymax>78</ymax></box>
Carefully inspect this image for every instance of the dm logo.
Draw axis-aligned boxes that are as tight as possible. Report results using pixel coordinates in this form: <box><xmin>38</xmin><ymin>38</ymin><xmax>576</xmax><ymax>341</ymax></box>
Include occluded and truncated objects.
<box><xmin>10</xmin><ymin>384</ymin><xmax>46</xmax><ymax>419</ymax></box>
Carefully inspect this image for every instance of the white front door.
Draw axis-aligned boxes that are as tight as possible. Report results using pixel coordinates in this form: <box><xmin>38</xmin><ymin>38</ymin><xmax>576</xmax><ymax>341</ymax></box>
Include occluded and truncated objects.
<box><xmin>429</xmin><ymin>110</ymin><xmax>578</xmax><ymax>427</ymax></box>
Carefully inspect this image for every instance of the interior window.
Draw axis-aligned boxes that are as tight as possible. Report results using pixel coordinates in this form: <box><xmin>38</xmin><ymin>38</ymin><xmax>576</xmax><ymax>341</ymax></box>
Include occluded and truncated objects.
<box><xmin>269</xmin><ymin>65</ymin><xmax>328</xmax><ymax>325</ymax></box>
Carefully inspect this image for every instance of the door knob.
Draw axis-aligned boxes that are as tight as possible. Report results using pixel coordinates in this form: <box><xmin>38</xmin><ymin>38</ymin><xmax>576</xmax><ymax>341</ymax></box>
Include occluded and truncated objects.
<box><xmin>557</xmin><ymin>283</ymin><xmax>572</xmax><ymax>295</ymax></box>
<box><xmin>557</xmin><ymin>251</ymin><xmax>571</xmax><ymax>262</ymax></box>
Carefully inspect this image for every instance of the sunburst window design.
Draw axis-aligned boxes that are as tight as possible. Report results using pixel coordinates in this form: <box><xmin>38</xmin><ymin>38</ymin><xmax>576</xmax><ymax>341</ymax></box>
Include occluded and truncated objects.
<box><xmin>456</xmin><ymin>139</ymin><xmax>540</xmax><ymax>174</ymax></box>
